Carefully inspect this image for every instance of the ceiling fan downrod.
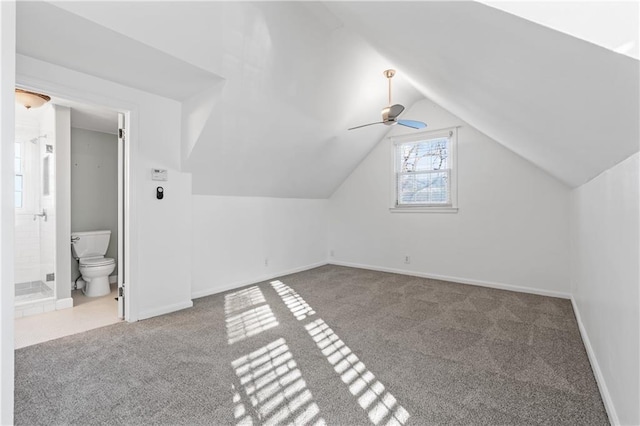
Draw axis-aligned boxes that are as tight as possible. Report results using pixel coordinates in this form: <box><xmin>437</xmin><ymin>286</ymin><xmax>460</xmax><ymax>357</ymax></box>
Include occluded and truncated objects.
<box><xmin>384</xmin><ymin>69</ymin><xmax>396</xmax><ymax>106</ymax></box>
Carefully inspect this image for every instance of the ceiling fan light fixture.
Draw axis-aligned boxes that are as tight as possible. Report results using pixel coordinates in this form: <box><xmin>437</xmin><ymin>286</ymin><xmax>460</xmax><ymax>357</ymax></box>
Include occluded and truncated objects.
<box><xmin>15</xmin><ymin>88</ymin><xmax>51</xmax><ymax>110</ymax></box>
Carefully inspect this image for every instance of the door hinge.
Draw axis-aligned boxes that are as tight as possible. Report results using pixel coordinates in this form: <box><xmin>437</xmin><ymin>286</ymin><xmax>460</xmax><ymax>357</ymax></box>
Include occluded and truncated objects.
<box><xmin>118</xmin><ymin>287</ymin><xmax>124</xmax><ymax>297</ymax></box>
<box><xmin>118</xmin><ymin>128</ymin><xmax>125</xmax><ymax>139</ymax></box>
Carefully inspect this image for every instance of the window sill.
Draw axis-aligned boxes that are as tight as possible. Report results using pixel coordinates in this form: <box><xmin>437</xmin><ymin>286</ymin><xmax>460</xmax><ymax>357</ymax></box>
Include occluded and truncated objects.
<box><xmin>389</xmin><ymin>206</ymin><xmax>458</xmax><ymax>214</ymax></box>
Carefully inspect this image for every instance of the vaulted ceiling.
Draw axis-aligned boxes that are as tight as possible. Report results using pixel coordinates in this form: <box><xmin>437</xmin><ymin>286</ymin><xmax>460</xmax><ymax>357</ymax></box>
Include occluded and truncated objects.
<box><xmin>16</xmin><ymin>1</ymin><xmax>639</xmax><ymax>198</ymax></box>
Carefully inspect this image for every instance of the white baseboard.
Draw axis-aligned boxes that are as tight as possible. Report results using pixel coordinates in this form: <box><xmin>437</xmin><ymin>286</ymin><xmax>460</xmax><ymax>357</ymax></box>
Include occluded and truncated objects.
<box><xmin>138</xmin><ymin>300</ymin><xmax>194</xmax><ymax>321</ymax></box>
<box><xmin>329</xmin><ymin>260</ymin><xmax>571</xmax><ymax>299</ymax></box>
<box><xmin>191</xmin><ymin>261</ymin><xmax>328</xmax><ymax>300</ymax></box>
<box><xmin>571</xmin><ymin>297</ymin><xmax>619</xmax><ymax>425</ymax></box>
<box><xmin>55</xmin><ymin>298</ymin><xmax>73</xmax><ymax>310</ymax></box>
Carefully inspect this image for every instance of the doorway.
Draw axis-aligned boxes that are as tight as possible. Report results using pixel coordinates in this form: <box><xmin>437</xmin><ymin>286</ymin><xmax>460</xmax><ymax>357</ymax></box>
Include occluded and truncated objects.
<box><xmin>14</xmin><ymin>88</ymin><xmax>129</xmax><ymax>348</ymax></box>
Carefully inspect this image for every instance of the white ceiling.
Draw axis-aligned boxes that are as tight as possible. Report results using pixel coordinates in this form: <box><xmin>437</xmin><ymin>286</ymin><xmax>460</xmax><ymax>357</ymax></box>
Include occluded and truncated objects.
<box><xmin>17</xmin><ymin>1</ymin><xmax>222</xmax><ymax>101</ymax></box>
<box><xmin>481</xmin><ymin>1</ymin><xmax>640</xmax><ymax>60</ymax></box>
<box><xmin>16</xmin><ymin>1</ymin><xmax>639</xmax><ymax>197</ymax></box>
<box><xmin>25</xmin><ymin>1</ymin><xmax>424</xmax><ymax>198</ymax></box>
<box><xmin>325</xmin><ymin>1</ymin><xmax>639</xmax><ymax>188</ymax></box>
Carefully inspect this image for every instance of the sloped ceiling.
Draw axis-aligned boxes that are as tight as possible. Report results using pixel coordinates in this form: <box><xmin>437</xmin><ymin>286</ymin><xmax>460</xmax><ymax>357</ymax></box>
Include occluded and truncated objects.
<box><xmin>17</xmin><ymin>1</ymin><xmax>639</xmax><ymax>197</ymax></box>
<box><xmin>22</xmin><ymin>1</ymin><xmax>424</xmax><ymax>198</ymax></box>
<box><xmin>17</xmin><ymin>2</ymin><xmax>222</xmax><ymax>101</ymax></box>
<box><xmin>481</xmin><ymin>1</ymin><xmax>639</xmax><ymax>60</ymax></box>
<box><xmin>325</xmin><ymin>1</ymin><xmax>639</xmax><ymax>188</ymax></box>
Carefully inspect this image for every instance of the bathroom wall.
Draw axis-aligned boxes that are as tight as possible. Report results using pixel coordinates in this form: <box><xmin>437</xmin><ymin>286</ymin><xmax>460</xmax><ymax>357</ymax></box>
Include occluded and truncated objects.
<box><xmin>70</xmin><ymin>127</ymin><xmax>118</xmax><ymax>282</ymax></box>
<box><xmin>55</xmin><ymin>105</ymin><xmax>71</xmax><ymax>306</ymax></box>
<box><xmin>39</xmin><ymin>103</ymin><xmax>56</xmax><ymax>290</ymax></box>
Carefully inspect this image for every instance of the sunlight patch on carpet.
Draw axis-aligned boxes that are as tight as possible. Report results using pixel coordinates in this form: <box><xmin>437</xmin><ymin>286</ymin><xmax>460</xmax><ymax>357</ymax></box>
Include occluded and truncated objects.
<box><xmin>271</xmin><ymin>280</ymin><xmax>316</xmax><ymax>320</ymax></box>
<box><xmin>306</xmin><ymin>319</ymin><xmax>409</xmax><ymax>426</ymax></box>
<box><xmin>232</xmin><ymin>338</ymin><xmax>326</xmax><ymax>426</ymax></box>
<box><xmin>226</xmin><ymin>304</ymin><xmax>278</xmax><ymax>345</ymax></box>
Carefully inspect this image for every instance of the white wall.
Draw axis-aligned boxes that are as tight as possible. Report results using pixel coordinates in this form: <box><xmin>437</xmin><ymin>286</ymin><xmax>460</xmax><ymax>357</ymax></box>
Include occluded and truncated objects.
<box><xmin>16</xmin><ymin>54</ymin><xmax>193</xmax><ymax>322</ymax></box>
<box><xmin>191</xmin><ymin>195</ymin><xmax>328</xmax><ymax>298</ymax></box>
<box><xmin>70</xmin><ymin>127</ymin><xmax>118</xmax><ymax>282</ymax></box>
<box><xmin>329</xmin><ymin>98</ymin><xmax>571</xmax><ymax>297</ymax></box>
<box><xmin>0</xmin><ymin>2</ymin><xmax>16</xmax><ymax>423</ymax></box>
<box><xmin>39</xmin><ymin>104</ymin><xmax>56</xmax><ymax>291</ymax></box>
<box><xmin>570</xmin><ymin>152</ymin><xmax>640</xmax><ymax>426</ymax></box>
<box><xmin>55</xmin><ymin>105</ymin><xmax>71</xmax><ymax>305</ymax></box>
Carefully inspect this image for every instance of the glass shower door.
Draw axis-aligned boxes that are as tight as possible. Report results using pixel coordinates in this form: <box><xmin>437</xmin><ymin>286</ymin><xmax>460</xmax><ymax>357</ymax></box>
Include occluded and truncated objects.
<box><xmin>14</xmin><ymin>105</ymin><xmax>56</xmax><ymax>305</ymax></box>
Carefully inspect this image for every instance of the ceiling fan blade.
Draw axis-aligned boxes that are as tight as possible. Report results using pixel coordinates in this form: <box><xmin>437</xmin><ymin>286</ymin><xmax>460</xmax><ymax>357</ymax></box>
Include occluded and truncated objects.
<box><xmin>397</xmin><ymin>119</ymin><xmax>427</xmax><ymax>130</ymax></box>
<box><xmin>348</xmin><ymin>121</ymin><xmax>384</xmax><ymax>130</ymax></box>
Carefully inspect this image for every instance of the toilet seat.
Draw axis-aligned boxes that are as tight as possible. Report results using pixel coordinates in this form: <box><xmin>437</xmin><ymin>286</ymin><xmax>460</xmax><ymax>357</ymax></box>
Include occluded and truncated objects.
<box><xmin>80</xmin><ymin>257</ymin><xmax>115</xmax><ymax>267</ymax></box>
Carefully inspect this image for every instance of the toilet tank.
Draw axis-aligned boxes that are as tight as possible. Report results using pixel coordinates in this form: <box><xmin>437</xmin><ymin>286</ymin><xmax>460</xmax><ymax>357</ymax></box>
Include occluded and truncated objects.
<box><xmin>71</xmin><ymin>230</ymin><xmax>111</xmax><ymax>259</ymax></box>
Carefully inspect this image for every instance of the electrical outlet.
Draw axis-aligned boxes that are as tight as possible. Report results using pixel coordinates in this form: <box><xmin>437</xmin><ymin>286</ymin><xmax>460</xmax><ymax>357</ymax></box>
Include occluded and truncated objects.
<box><xmin>404</xmin><ymin>255</ymin><xmax>411</xmax><ymax>264</ymax></box>
<box><xmin>264</xmin><ymin>258</ymin><xmax>269</xmax><ymax>267</ymax></box>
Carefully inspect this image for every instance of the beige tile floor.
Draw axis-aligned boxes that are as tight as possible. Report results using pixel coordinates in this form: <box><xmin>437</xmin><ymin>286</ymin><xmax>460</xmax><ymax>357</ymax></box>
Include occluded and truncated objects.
<box><xmin>15</xmin><ymin>284</ymin><xmax>122</xmax><ymax>349</ymax></box>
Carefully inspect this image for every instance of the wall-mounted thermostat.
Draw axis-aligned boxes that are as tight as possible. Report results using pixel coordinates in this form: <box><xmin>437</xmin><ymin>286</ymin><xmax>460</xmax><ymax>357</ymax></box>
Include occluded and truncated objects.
<box><xmin>152</xmin><ymin>168</ymin><xmax>168</xmax><ymax>181</ymax></box>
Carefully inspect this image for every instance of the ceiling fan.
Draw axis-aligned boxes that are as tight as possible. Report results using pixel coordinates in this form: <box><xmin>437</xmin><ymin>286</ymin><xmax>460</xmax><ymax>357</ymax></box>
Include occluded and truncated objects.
<box><xmin>348</xmin><ymin>69</ymin><xmax>427</xmax><ymax>131</ymax></box>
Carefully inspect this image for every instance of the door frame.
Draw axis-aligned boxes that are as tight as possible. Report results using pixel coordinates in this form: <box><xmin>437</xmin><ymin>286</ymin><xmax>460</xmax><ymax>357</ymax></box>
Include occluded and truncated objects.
<box><xmin>117</xmin><ymin>112</ymin><xmax>125</xmax><ymax>320</ymax></box>
<box><xmin>16</xmin><ymin>74</ymin><xmax>138</xmax><ymax>322</ymax></box>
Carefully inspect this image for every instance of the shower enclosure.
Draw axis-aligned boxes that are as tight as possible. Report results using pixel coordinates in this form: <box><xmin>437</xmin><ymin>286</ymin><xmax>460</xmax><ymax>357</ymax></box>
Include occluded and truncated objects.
<box><xmin>14</xmin><ymin>104</ymin><xmax>57</xmax><ymax>316</ymax></box>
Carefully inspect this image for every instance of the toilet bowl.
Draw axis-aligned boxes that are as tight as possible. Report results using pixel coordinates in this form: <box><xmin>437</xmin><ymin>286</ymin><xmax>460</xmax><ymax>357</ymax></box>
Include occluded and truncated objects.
<box><xmin>79</xmin><ymin>257</ymin><xmax>116</xmax><ymax>297</ymax></box>
<box><xmin>71</xmin><ymin>230</ymin><xmax>116</xmax><ymax>298</ymax></box>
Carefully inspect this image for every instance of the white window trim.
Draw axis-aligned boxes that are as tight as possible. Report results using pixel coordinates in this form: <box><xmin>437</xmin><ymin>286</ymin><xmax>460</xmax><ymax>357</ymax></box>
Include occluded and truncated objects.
<box><xmin>389</xmin><ymin>127</ymin><xmax>459</xmax><ymax>213</ymax></box>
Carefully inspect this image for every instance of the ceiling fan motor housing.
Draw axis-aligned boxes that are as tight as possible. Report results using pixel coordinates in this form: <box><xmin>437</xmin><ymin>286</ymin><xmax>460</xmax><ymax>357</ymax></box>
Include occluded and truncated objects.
<box><xmin>382</xmin><ymin>104</ymin><xmax>404</xmax><ymax>124</ymax></box>
<box><xmin>382</xmin><ymin>107</ymin><xmax>396</xmax><ymax>125</ymax></box>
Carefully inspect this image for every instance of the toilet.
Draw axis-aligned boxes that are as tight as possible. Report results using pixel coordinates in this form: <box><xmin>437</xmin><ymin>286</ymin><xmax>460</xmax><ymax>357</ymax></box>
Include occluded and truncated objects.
<box><xmin>71</xmin><ymin>230</ymin><xmax>116</xmax><ymax>297</ymax></box>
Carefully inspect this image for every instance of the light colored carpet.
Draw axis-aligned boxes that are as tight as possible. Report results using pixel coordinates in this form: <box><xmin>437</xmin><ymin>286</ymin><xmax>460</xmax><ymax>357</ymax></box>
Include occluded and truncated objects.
<box><xmin>14</xmin><ymin>265</ymin><xmax>608</xmax><ymax>425</ymax></box>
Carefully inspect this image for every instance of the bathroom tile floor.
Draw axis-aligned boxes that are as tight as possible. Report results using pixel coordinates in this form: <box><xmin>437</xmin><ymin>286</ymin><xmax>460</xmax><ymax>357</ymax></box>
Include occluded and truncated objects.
<box><xmin>14</xmin><ymin>280</ymin><xmax>54</xmax><ymax>303</ymax></box>
<box><xmin>14</xmin><ymin>284</ymin><xmax>121</xmax><ymax>349</ymax></box>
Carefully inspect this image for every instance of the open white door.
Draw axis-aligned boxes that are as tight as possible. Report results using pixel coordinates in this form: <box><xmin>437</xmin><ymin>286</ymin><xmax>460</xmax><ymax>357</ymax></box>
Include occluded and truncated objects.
<box><xmin>117</xmin><ymin>113</ymin><xmax>125</xmax><ymax>319</ymax></box>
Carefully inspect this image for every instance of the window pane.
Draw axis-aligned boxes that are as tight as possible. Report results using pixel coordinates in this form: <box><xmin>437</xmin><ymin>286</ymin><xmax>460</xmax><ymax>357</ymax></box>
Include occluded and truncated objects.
<box><xmin>398</xmin><ymin>171</ymin><xmax>449</xmax><ymax>205</ymax></box>
<box><xmin>399</xmin><ymin>138</ymin><xmax>448</xmax><ymax>172</ymax></box>
<box><xmin>15</xmin><ymin>174</ymin><xmax>23</xmax><ymax>191</ymax></box>
<box><xmin>15</xmin><ymin>158</ymin><xmax>21</xmax><ymax>173</ymax></box>
<box><xmin>14</xmin><ymin>142</ymin><xmax>21</xmax><ymax>158</ymax></box>
<box><xmin>15</xmin><ymin>192</ymin><xmax>22</xmax><ymax>208</ymax></box>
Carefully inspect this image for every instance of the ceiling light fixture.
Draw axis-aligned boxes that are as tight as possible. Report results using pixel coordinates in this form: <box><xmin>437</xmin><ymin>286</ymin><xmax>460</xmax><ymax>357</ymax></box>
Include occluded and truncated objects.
<box><xmin>15</xmin><ymin>88</ymin><xmax>51</xmax><ymax>110</ymax></box>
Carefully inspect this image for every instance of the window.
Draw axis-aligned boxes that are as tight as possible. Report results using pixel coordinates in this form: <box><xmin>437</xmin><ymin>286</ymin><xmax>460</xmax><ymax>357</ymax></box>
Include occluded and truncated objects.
<box><xmin>391</xmin><ymin>128</ymin><xmax>457</xmax><ymax>212</ymax></box>
<box><xmin>15</xmin><ymin>142</ymin><xmax>23</xmax><ymax>208</ymax></box>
